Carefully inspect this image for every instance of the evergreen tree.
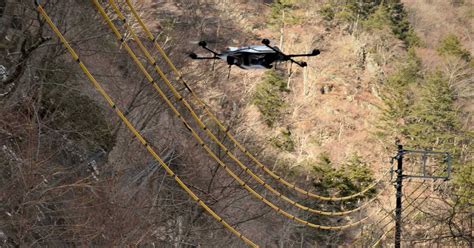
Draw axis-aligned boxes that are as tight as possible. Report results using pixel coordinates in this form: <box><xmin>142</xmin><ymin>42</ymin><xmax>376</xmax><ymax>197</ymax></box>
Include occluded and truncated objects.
<box><xmin>253</xmin><ymin>70</ymin><xmax>287</xmax><ymax>127</ymax></box>
<box><xmin>386</xmin><ymin>1</ymin><xmax>420</xmax><ymax>47</ymax></box>
<box><xmin>311</xmin><ymin>152</ymin><xmax>376</xmax><ymax>199</ymax></box>
<box><xmin>361</xmin><ymin>5</ymin><xmax>391</xmax><ymax>31</ymax></box>
<box><xmin>322</xmin><ymin>0</ymin><xmax>420</xmax><ymax>46</ymax></box>
<box><xmin>437</xmin><ymin>34</ymin><xmax>471</xmax><ymax>62</ymax></box>
<box><xmin>404</xmin><ymin>72</ymin><xmax>460</xmax><ymax>151</ymax></box>
<box><xmin>269</xmin><ymin>0</ymin><xmax>296</xmax><ymax>28</ymax></box>
<box><xmin>402</xmin><ymin>71</ymin><xmax>472</xmax><ymax>206</ymax></box>
<box><xmin>379</xmin><ymin>48</ymin><xmax>421</xmax><ymax>136</ymax></box>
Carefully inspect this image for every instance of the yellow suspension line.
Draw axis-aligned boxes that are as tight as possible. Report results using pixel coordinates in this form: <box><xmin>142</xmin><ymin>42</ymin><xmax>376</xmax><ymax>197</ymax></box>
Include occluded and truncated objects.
<box><xmin>108</xmin><ymin>0</ymin><xmax>387</xmax><ymax>217</ymax></box>
<box><xmin>92</xmin><ymin>0</ymin><xmax>374</xmax><ymax>230</ymax></box>
<box><xmin>106</xmin><ymin>0</ymin><xmax>384</xmax><ymax>220</ymax></box>
<box><xmin>123</xmin><ymin>0</ymin><xmax>384</xmax><ymax>201</ymax></box>
<box><xmin>34</xmin><ymin>2</ymin><xmax>257</xmax><ymax>247</ymax></box>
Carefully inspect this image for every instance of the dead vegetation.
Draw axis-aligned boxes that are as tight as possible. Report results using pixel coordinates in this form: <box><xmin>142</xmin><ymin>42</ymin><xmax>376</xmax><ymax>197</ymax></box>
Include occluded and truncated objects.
<box><xmin>0</xmin><ymin>0</ymin><xmax>471</xmax><ymax>247</ymax></box>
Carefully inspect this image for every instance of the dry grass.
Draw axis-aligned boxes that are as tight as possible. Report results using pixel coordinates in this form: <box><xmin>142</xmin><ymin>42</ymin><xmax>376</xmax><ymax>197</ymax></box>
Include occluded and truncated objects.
<box><xmin>402</xmin><ymin>0</ymin><xmax>473</xmax><ymax>51</ymax></box>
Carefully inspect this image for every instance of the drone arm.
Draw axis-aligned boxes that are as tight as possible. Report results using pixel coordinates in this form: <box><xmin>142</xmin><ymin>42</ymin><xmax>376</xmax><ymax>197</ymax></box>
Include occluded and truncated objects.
<box><xmin>198</xmin><ymin>41</ymin><xmax>221</xmax><ymax>56</ymax></box>
<box><xmin>288</xmin><ymin>49</ymin><xmax>320</xmax><ymax>57</ymax></box>
<box><xmin>261</xmin><ymin>39</ymin><xmax>309</xmax><ymax>67</ymax></box>
<box><xmin>189</xmin><ymin>54</ymin><xmax>220</xmax><ymax>60</ymax></box>
<box><xmin>201</xmin><ymin>46</ymin><xmax>221</xmax><ymax>56</ymax></box>
<box><xmin>261</xmin><ymin>39</ymin><xmax>285</xmax><ymax>55</ymax></box>
<box><xmin>192</xmin><ymin>56</ymin><xmax>220</xmax><ymax>60</ymax></box>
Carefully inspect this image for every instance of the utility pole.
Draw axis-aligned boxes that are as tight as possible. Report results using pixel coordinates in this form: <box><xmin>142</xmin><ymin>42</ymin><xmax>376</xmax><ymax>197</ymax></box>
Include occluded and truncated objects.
<box><xmin>394</xmin><ymin>144</ymin><xmax>403</xmax><ymax>248</ymax></box>
<box><xmin>390</xmin><ymin>144</ymin><xmax>451</xmax><ymax>248</ymax></box>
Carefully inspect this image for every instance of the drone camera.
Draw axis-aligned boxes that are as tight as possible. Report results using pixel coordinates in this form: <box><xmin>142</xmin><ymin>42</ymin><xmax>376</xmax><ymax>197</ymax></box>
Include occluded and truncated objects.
<box><xmin>262</xmin><ymin>39</ymin><xmax>270</xmax><ymax>45</ymax></box>
<box><xmin>198</xmin><ymin>41</ymin><xmax>207</xmax><ymax>47</ymax></box>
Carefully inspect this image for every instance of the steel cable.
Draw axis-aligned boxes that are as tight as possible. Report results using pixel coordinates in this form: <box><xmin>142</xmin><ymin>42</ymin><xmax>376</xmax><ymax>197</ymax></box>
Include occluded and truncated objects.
<box><xmin>106</xmin><ymin>0</ymin><xmax>389</xmax><ymax>217</ymax></box>
<box><xmin>366</xmin><ymin>180</ymin><xmax>437</xmax><ymax>247</ymax></box>
<box><xmin>350</xmin><ymin>179</ymin><xmax>428</xmax><ymax>246</ymax></box>
<box><xmin>91</xmin><ymin>0</ymin><xmax>381</xmax><ymax>230</ymax></box>
<box><xmin>123</xmin><ymin>0</ymin><xmax>385</xmax><ymax>201</ymax></box>
<box><xmin>35</xmin><ymin>2</ymin><xmax>257</xmax><ymax>247</ymax></box>
<box><xmin>370</xmin><ymin>183</ymin><xmax>439</xmax><ymax>247</ymax></box>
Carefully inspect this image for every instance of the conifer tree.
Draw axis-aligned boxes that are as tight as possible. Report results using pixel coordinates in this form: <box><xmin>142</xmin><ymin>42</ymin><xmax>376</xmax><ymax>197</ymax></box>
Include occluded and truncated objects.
<box><xmin>404</xmin><ymin>72</ymin><xmax>460</xmax><ymax>151</ymax></box>
<box><xmin>379</xmin><ymin>48</ymin><xmax>421</xmax><ymax>136</ymax></box>
<box><xmin>437</xmin><ymin>34</ymin><xmax>471</xmax><ymax>62</ymax></box>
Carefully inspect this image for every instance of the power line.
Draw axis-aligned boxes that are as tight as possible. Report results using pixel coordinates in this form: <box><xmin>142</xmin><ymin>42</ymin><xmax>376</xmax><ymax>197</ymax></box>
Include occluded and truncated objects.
<box><xmin>91</xmin><ymin>0</ymin><xmax>381</xmax><ymax>230</ymax></box>
<box><xmin>392</xmin><ymin>145</ymin><xmax>451</xmax><ymax>248</ymax></box>
<box><xmin>350</xmin><ymin>177</ymin><xmax>429</xmax><ymax>246</ymax></box>
<box><xmin>367</xmin><ymin>146</ymin><xmax>451</xmax><ymax>248</ymax></box>
<box><xmin>122</xmin><ymin>0</ymin><xmax>386</xmax><ymax>202</ymax></box>
<box><xmin>104</xmin><ymin>0</ymin><xmax>389</xmax><ymax>217</ymax></box>
<box><xmin>34</xmin><ymin>3</ymin><xmax>257</xmax><ymax>247</ymax></box>
<box><xmin>370</xmin><ymin>183</ymin><xmax>443</xmax><ymax>247</ymax></box>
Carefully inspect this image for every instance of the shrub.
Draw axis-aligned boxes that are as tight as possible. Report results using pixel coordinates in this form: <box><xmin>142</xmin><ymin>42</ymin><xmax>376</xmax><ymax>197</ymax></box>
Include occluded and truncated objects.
<box><xmin>41</xmin><ymin>66</ymin><xmax>115</xmax><ymax>151</ymax></box>
<box><xmin>319</xmin><ymin>3</ymin><xmax>335</xmax><ymax>22</ymax></box>
<box><xmin>252</xmin><ymin>70</ymin><xmax>287</xmax><ymax>127</ymax></box>
<box><xmin>311</xmin><ymin>152</ymin><xmax>376</xmax><ymax>199</ymax></box>
<box><xmin>268</xmin><ymin>0</ymin><xmax>300</xmax><ymax>28</ymax></box>
<box><xmin>437</xmin><ymin>34</ymin><xmax>471</xmax><ymax>61</ymax></box>
<box><xmin>322</xmin><ymin>0</ymin><xmax>421</xmax><ymax>47</ymax></box>
<box><xmin>269</xmin><ymin>127</ymin><xmax>295</xmax><ymax>152</ymax></box>
<box><xmin>362</xmin><ymin>5</ymin><xmax>392</xmax><ymax>31</ymax></box>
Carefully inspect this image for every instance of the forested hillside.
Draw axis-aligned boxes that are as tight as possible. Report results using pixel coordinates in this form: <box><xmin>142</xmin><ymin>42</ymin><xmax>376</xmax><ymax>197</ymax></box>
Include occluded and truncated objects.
<box><xmin>0</xmin><ymin>0</ymin><xmax>472</xmax><ymax>247</ymax></box>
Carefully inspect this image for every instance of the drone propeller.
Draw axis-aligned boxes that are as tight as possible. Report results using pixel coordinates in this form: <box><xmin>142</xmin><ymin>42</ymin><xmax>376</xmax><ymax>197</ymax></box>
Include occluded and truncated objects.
<box><xmin>189</xmin><ymin>52</ymin><xmax>198</xmax><ymax>59</ymax></box>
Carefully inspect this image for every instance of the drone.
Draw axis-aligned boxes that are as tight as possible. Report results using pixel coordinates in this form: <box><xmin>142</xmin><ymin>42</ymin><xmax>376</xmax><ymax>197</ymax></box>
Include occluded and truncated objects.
<box><xmin>189</xmin><ymin>39</ymin><xmax>320</xmax><ymax>70</ymax></box>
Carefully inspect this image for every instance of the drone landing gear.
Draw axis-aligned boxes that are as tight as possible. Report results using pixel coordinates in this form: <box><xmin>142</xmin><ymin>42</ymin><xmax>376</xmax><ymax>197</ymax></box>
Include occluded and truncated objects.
<box><xmin>262</xmin><ymin>62</ymin><xmax>273</xmax><ymax>69</ymax></box>
<box><xmin>227</xmin><ymin>65</ymin><xmax>232</xmax><ymax>79</ymax></box>
<box><xmin>227</xmin><ymin>56</ymin><xmax>237</xmax><ymax>66</ymax></box>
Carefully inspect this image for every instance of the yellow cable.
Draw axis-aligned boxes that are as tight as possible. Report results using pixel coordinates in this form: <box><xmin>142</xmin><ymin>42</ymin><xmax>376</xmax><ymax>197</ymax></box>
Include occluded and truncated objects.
<box><xmin>108</xmin><ymin>0</ymin><xmax>387</xmax><ymax>217</ymax></box>
<box><xmin>92</xmin><ymin>0</ymin><xmax>377</xmax><ymax>230</ymax></box>
<box><xmin>35</xmin><ymin>2</ymin><xmax>257</xmax><ymax>247</ymax></box>
<box><xmin>123</xmin><ymin>0</ymin><xmax>384</xmax><ymax>201</ymax></box>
